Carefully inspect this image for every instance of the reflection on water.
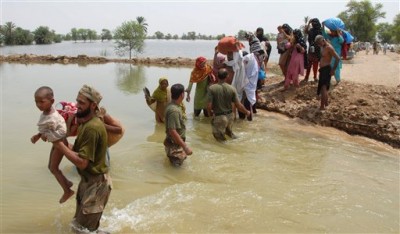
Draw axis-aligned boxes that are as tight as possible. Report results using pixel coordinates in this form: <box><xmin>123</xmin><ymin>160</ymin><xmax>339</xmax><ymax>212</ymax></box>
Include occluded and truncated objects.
<box><xmin>1</xmin><ymin>63</ymin><xmax>399</xmax><ymax>233</ymax></box>
<box><xmin>146</xmin><ymin>123</ymin><xmax>165</xmax><ymax>144</ymax></box>
<box><xmin>115</xmin><ymin>64</ymin><xmax>146</xmax><ymax>94</ymax></box>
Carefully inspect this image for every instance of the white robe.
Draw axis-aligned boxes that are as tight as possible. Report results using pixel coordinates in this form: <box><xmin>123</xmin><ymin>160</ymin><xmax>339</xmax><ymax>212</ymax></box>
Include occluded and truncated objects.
<box><xmin>37</xmin><ymin>110</ymin><xmax>67</xmax><ymax>142</ymax></box>
<box><xmin>243</xmin><ymin>53</ymin><xmax>259</xmax><ymax>105</ymax></box>
<box><xmin>224</xmin><ymin>50</ymin><xmax>247</xmax><ymax>101</ymax></box>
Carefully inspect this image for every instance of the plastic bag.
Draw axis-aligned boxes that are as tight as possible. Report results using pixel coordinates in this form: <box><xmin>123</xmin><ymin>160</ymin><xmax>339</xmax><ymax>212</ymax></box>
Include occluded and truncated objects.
<box><xmin>342</xmin><ymin>30</ymin><xmax>354</xmax><ymax>43</ymax></box>
<box><xmin>258</xmin><ymin>67</ymin><xmax>266</xmax><ymax>80</ymax></box>
<box><xmin>323</xmin><ymin>18</ymin><xmax>345</xmax><ymax>31</ymax></box>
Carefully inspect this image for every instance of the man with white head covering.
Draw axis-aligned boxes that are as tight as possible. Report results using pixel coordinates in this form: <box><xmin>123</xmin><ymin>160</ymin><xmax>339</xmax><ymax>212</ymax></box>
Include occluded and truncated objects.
<box><xmin>238</xmin><ymin>51</ymin><xmax>259</xmax><ymax>121</ymax></box>
<box><xmin>54</xmin><ymin>84</ymin><xmax>112</xmax><ymax>233</ymax></box>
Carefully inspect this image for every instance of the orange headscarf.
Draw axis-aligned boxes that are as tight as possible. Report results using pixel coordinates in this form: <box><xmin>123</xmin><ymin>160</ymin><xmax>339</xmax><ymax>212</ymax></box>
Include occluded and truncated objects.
<box><xmin>190</xmin><ymin>57</ymin><xmax>215</xmax><ymax>83</ymax></box>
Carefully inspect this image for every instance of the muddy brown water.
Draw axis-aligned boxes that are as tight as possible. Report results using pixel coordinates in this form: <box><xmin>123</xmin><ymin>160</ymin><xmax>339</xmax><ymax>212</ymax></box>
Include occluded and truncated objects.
<box><xmin>1</xmin><ymin>63</ymin><xmax>398</xmax><ymax>233</ymax></box>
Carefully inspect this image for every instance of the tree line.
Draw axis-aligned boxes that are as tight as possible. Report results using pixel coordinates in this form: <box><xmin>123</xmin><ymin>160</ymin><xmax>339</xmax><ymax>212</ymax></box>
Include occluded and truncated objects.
<box><xmin>0</xmin><ymin>21</ymin><xmax>277</xmax><ymax>47</ymax></box>
<box><xmin>0</xmin><ymin>0</ymin><xmax>399</xmax><ymax>49</ymax></box>
<box><xmin>0</xmin><ymin>22</ymin><xmax>64</xmax><ymax>45</ymax></box>
<box><xmin>338</xmin><ymin>0</ymin><xmax>400</xmax><ymax>43</ymax></box>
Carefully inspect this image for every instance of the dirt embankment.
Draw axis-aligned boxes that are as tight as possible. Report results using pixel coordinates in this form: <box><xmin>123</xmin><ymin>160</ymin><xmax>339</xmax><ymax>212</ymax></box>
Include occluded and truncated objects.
<box><xmin>1</xmin><ymin>53</ymin><xmax>399</xmax><ymax>148</ymax></box>
<box><xmin>258</xmin><ymin>52</ymin><xmax>400</xmax><ymax>148</ymax></box>
<box><xmin>0</xmin><ymin>54</ymin><xmax>198</xmax><ymax>67</ymax></box>
<box><xmin>258</xmin><ymin>76</ymin><xmax>400</xmax><ymax>148</ymax></box>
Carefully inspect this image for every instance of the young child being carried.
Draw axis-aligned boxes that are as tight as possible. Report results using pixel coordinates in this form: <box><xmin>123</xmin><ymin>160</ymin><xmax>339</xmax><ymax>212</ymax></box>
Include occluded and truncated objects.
<box><xmin>30</xmin><ymin>86</ymin><xmax>74</xmax><ymax>203</ymax></box>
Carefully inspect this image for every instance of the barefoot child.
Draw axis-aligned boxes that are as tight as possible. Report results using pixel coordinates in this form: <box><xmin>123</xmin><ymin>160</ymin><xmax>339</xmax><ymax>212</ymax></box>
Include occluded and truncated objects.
<box><xmin>31</xmin><ymin>86</ymin><xmax>74</xmax><ymax>203</ymax></box>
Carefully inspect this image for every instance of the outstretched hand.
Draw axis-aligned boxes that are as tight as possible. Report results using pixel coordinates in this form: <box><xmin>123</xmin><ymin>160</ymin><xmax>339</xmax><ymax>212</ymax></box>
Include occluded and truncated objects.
<box><xmin>183</xmin><ymin>145</ymin><xmax>192</xmax><ymax>156</ymax></box>
<box><xmin>185</xmin><ymin>92</ymin><xmax>191</xmax><ymax>102</ymax></box>
<box><xmin>30</xmin><ymin>134</ymin><xmax>40</xmax><ymax>144</ymax></box>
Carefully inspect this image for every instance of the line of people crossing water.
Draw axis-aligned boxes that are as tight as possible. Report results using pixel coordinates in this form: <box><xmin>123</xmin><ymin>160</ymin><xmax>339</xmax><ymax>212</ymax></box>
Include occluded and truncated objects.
<box><xmin>31</xmin><ymin>18</ymin><xmax>349</xmax><ymax>232</ymax></box>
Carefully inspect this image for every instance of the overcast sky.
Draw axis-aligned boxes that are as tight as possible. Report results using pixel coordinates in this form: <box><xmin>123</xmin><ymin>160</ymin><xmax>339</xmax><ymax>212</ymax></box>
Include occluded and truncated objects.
<box><xmin>2</xmin><ymin>0</ymin><xmax>399</xmax><ymax>36</ymax></box>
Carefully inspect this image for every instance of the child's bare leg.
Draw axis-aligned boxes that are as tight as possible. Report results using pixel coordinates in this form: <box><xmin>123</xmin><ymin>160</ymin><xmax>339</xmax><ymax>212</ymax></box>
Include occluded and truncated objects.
<box><xmin>48</xmin><ymin>142</ymin><xmax>74</xmax><ymax>203</ymax></box>
<box><xmin>320</xmin><ymin>86</ymin><xmax>328</xmax><ymax>110</ymax></box>
<box><xmin>313</xmin><ymin>62</ymin><xmax>319</xmax><ymax>80</ymax></box>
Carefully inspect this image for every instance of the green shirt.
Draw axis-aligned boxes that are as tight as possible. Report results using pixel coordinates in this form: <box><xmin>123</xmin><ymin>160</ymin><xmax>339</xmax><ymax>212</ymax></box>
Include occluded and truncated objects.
<box><xmin>207</xmin><ymin>82</ymin><xmax>238</xmax><ymax>114</ymax></box>
<box><xmin>187</xmin><ymin>77</ymin><xmax>209</xmax><ymax>110</ymax></box>
<box><xmin>165</xmin><ymin>102</ymin><xmax>186</xmax><ymax>143</ymax></box>
<box><xmin>73</xmin><ymin>116</ymin><xmax>108</xmax><ymax>175</ymax></box>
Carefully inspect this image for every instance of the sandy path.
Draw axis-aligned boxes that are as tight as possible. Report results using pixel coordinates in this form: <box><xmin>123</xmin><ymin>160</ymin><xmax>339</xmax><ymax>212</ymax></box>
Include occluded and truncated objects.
<box><xmin>341</xmin><ymin>51</ymin><xmax>400</xmax><ymax>87</ymax></box>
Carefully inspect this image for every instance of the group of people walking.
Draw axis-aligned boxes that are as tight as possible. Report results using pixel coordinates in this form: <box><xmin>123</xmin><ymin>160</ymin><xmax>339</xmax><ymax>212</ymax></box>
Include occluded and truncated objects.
<box><xmin>278</xmin><ymin>19</ymin><xmax>344</xmax><ymax>91</ymax></box>
<box><xmin>146</xmin><ymin>20</ymin><xmax>345</xmax><ymax>167</ymax></box>
<box><xmin>31</xmin><ymin>19</ymin><xmax>346</xmax><ymax>233</ymax></box>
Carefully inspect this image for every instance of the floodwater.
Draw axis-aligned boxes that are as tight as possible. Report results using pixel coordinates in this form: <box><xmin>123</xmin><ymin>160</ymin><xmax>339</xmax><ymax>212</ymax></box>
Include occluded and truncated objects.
<box><xmin>0</xmin><ymin>63</ymin><xmax>399</xmax><ymax>233</ymax></box>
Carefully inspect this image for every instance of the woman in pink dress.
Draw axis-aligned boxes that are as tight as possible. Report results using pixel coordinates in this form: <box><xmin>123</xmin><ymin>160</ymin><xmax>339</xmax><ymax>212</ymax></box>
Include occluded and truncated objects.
<box><xmin>284</xmin><ymin>29</ymin><xmax>307</xmax><ymax>90</ymax></box>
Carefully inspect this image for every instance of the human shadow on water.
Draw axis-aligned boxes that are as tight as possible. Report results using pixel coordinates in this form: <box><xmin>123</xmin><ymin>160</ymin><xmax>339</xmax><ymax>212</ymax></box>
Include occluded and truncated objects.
<box><xmin>146</xmin><ymin>123</ymin><xmax>165</xmax><ymax>144</ymax></box>
<box><xmin>115</xmin><ymin>64</ymin><xmax>146</xmax><ymax>94</ymax></box>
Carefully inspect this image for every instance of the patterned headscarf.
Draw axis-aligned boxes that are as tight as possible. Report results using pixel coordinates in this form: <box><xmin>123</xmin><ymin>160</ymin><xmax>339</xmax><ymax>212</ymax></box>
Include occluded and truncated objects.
<box><xmin>195</xmin><ymin>56</ymin><xmax>207</xmax><ymax>69</ymax></box>
<box><xmin>190</xmin><ymin>57</ymin><xmax>214</xmax><ymax>83</ymax></box>
<box><xmin>79</xmin><ymin>84</ymin><xmax>102</xmax><ymax>105</ymax></box>
<box><xmin>247</xmin><ymin>32</ymin><xmax>263</xmax><ymax>53</ymax></box>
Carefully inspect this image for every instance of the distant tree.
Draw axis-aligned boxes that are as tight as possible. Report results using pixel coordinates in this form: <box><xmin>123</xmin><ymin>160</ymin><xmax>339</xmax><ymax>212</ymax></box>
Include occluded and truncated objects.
<box><xmin>181</xmin><ymin>33</ymin><xmax>187</xmax><ymax>40</ymax></box>
<box><xmin>87</xmin><ymin>29</ymin><xmax>97</xmax><ymax>42</ymax></box>
<box><xmin>114</xmin><ymin>20</ymin><xmax>146</xmax><ymax>59</ymax></box>
<box><xmin>33</xmin><ymin>26</ymin><xmax>54</xmax><ymax>44</ymax></box>
<box><xmin>78</xmin><ymin>28</ymin><xmax>88</xmax><ymax>42</ymax></box>
<box><xmin>265</xmin><ymin>33</ymin><xmax>277</xmax><ymax>41</ymax></box>
<box><xmin>377</xmin><ymin>23</ymin><xmax>393</xmax><ymax>43</ymax></box>
<box><xmin>101</xmin><ymin>29</ymin><xmax>112</xmax><ymax>41</ymax></box>
<box><xmin>2</xmin><ymin>21</ymin><xmax>16</xmax><ymax>45</ymax></box>
<box><xmin>197</xmin><ymin>33</ymin><xmax>212</xmax><ymax>40</ymax></box>
<box><xmin>64</xmin><ymin>33</ymin><xmax>72</xmax><ymax>41</ymax></box>
<box><xmin>216</xmin><ymin>34</ymin><xmax>226</xmax><ymax>40</ymax></box>
<box><xmin>165</xmin><ymin>33</ymin><xmax>172</xmax><ymax>40</ymax></box>
<box><xmin>172</xmin><ymin>34</ymin><xmax>179</xmax><ymax>40</ymax></box>
<box><xmin>393</xmin><ymin>14</ymin><xmax>400</xmax><ymax>43</ymax></box>
<box><xmin>53</xmin><ymin>31</ymin><xmax>62</xmax><ymax>43</ymax></box>
<box><xmin>337</xmin><ymin>0</ymin><xmax>385</xmax><ymax>41</ymax></box>
<box><xmin>71</xmin><ymin>28</ymin><xmax>79</xmax><ymax>42</ymax></box>
<box><xmin>14</xmin><ymin>27</ymin><xmax>33</xmax><ymax>45</ymax></box>
<box><xmin>154</xmin><ymin>31</ymin><xmax>164</xmax><ymax>39</ymax></box>
<box><xmin>187</xmin><ymin>31</ymin><xmax>196</xmax><ymax>40</ymax></box>
<box><xmin>136</xmin><ymin>16</ymin><xmax>148</xmax><ymax>34</ymax></box>
<box><xmin>237</xmin><ymin>30</ymin><xmax>247</xmax><ymax>40</ymax></box>
<box><xmin>0</xmin><ymin>26</ymin><xmax>4</xmax><ymax>45</ymax></box>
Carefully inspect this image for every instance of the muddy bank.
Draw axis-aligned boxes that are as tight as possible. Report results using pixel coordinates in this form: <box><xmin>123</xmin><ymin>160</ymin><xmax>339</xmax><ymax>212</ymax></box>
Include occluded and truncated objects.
<box><xmin>1</xmin><ymin>53</ymin><xmax>399</xmax><ymax>148</ymax></box>
<box><xmin>258</xmin><ymin>74</ymin><xmax>400</xmax><ymax>148</ymax></box>
<box><xmin>0</xmin><ymin>54</ymin><xmax>198</xmax><ymax>67</ymax></box>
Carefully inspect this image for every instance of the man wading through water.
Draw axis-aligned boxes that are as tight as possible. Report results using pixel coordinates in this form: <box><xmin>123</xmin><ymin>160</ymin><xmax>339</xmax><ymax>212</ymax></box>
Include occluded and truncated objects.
<box><xmin>54</xmin><ymin>85</ymin><xmax>112</xmax><ymax>233</ymax></box>
<box><xmin>207</xmin><ymin>68</ymin><xmax>250</xmax><ymax>141</ymax></box>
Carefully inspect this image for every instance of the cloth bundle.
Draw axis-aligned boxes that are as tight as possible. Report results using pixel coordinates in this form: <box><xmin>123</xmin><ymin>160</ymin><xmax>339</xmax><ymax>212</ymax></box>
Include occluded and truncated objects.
<box><xmin>323</xmin><ymin>18</ymin><xmax>345</xmax><ymax>31</ymax></box>
<box><xmin>217</xmin><ymin>36</ymin><xmax>245</xmax><ymax>55</ymax></box>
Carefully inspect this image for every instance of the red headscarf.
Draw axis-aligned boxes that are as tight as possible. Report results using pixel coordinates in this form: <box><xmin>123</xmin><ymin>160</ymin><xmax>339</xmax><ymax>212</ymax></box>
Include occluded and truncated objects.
<box><xmin>190</xmin><ymin>57</ymin><xmax>215</xmax><ymax>83</ymax></box>
<box><xmin>195</xmin><ymin>56</ymin><xmax>207</xmax><ymax>69</ymax></box>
